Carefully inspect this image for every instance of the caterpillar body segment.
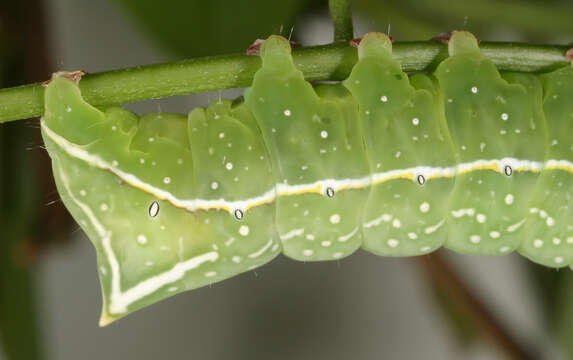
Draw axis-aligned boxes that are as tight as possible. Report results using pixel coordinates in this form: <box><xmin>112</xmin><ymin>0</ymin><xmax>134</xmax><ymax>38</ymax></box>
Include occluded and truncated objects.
<box><xmin>40</xmin><ymin>31</ymin><xmax>573</xmax><ymax>324</ymax></box>
<box><xmin>343</xmin><ymin>33</ymin><xmax>455</xmax><ymax>256</ymax></box>
<box><xmin>245</xmin><ymin>36</ymin><xmax>370</xmax><ymax>261</ymax></box>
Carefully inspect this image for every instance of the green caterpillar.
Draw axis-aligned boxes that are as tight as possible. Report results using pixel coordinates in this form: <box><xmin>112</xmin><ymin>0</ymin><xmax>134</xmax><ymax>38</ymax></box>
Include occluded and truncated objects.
<box><xmin>40</xmin><ymin>31</ymin><xmax>573</xmax><ymax>325</ymax></box>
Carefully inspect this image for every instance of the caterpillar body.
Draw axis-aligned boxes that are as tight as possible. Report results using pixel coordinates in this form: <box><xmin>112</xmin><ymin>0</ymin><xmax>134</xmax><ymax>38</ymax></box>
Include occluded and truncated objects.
<box><xmin>40</xmin><ymin>31</ymin><xmax>573</xmax><ymax>325</ymax></box>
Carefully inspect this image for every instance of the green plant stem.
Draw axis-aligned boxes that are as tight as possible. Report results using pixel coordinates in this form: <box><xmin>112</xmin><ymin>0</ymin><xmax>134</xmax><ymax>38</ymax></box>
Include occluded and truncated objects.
<box><xmin>0</xmin><ymin>41</ymin><xmax>570</xmax><ymax>123</ymax></box>
<box><xmin>329</xmin><ymin>0</ymin><xmax>354</xmax><ymax>42</ymax></box>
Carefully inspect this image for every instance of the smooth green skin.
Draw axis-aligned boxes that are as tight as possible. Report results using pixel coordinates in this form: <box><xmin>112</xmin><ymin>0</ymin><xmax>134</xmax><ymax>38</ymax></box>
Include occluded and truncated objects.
<box><xmin>344</xmin><ymin>34</ymin><xmax>456</xmax><ymax>256</ymax></box>
<box><xmin>435</xmin><ymin>32</ymin><xmax>548</xmax><ymax>255</ymax></box>
<box><xmin>40</xmin><ymin>31</ymin><xmax>573</xmax><ymax>324</ymax></box>
<box><xmin>42</xmin><ymin>78</ymin><xmax>280</xmax><ymax>325</ymax></box>
<box><xmin>519</xmin><ymin>67</ymin><xmax>573</xmax><ymax>266</ymax></box>
<box><xmin>245</xmin><ymin>36</ymin><xmax>370</xmax><ymax>261</ymax></box>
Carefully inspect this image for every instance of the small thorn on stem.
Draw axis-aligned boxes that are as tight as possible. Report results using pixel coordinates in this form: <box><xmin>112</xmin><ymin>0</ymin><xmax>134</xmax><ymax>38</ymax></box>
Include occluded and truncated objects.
<box><xmin>432</xmin><ymin>31</ymin><xmax>457</xmax><ymax>44</ymax></box>
<box><xmin>42</xmin><ymin>70</ymin><xmax>86</xmax><ymax>87</ymax></box>
<box><xmin>565</xmin><ymin>48</ymin><xmax>573</xmax><ymax>64</ymax></box>
<box><xmin>350</xmin><ymin>34</ymin><xmax>395</xmax><ymax>48</ymax></box>
<box><xmin>349</xmin><ymin>37</ymin><xmax>362</xmax><ymax>48</ymax></box>
<box><xmin>246</xmin><ymin>39</ymin><xmax>265</xmax><ymax>56</ymax></box>
<box><xmin>246</xmin><ymin>38</ymin><xmax>301</xmax><ymax>56</ymax></box>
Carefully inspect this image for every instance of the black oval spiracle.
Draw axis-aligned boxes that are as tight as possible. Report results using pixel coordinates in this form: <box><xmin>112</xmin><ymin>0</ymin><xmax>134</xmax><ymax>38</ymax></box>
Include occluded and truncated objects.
<box><xmin>326</xmin><ymin>187</ymin><xmax>335</xmax><ymax>198</ymax></box>
<box><xmin>504</xmin><ymin>165</ymin><xmax>513</xmax><ymax>176</ymax></box>
<box><xmin>234</xmin><ymin>209</ymin><xmax>244</xmax><ymax>220</ymax></box>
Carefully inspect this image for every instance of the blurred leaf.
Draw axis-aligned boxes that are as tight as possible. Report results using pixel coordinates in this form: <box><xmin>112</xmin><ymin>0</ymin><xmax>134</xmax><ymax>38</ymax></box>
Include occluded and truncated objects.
<box><xmin>111</xmin><ymin>0</ymin><xmax>319</xmax><ymax>57</ymax></box>
<box><xmin>353</xmin><ymin>0</ymin><xmax>573</xmax><ymax>41</ymax></box>
<box><xmin>555</xmin><ymin>271</ymin><xmax>573</xmax><ymax>359</ymax></box>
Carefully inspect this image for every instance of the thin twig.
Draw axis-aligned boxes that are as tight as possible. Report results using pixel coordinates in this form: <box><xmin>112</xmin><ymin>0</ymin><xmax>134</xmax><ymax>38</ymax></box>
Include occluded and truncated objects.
<box><xmin>417</xmin><ymin>252</ymin><xmax>538</xmax><ymax>360</ymax></box>
<box><xmin>329</xmin><ymin>0</ymin><xmax>354</xmax><ymax>42</ymax></box>
<box><xmin>0</xmin><ymin>41</ymin><xmax>569</xmax><ymax>124</ymax></box>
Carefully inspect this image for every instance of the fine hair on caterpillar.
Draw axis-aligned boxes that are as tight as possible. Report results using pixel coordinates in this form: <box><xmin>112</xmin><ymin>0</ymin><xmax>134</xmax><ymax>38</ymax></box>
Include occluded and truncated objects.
<box><xmin>40</xmin><ymin>31</ymin><xmax>573</xmax><ymax>325</ymax></box>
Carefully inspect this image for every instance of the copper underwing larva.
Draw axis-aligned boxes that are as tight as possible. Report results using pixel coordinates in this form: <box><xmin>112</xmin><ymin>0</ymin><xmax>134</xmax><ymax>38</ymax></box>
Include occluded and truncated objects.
<box><xmin>40</xmin><ymin>31</ymin><xmax>573</xmax><ymax>325</ymax></box>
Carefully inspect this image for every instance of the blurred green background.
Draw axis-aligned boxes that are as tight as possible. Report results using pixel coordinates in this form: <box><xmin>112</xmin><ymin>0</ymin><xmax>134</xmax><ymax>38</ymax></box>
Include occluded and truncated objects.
<box><xmin>1</xmin><ymin>0</ymin><xmax>573</xmax><ymax>359</ymax></box>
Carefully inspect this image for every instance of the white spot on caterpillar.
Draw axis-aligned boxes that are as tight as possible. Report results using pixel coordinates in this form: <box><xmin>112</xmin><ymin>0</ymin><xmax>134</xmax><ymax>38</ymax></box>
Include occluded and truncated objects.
<box><xmin>232</xmin><ymin>256</ymin><xmax>241</xmax><ymax>263</ymax></box>
<box><xmin>148</xmin><ymin>137</ymin><xmax>155</xmax><ymax>142</ymax></box>
<box><xmin>476</xmin><ymin>214</ymin><xmax>487</xmax><ymax>223</ymax></box>
<box><xmin>302</xmin><ymin>249</ymin><xmax>314</xmax><ymax>256</ymax></box>
<box><xmin>177</xmin><ymin>159</ymin><xmax>183</xmax><ymax>165</ymax></box>
<box><xmin>111</xmin><ymin>160</ymin><xmax>118</xmax><ymax>167</ymax></box>
<box><xmin>338</xmin><ymin>227</ymin><xmax>358</xmax><ymax>242</ymax></box>
<box><xmin>249</xmin><ymin>239</ymin><xmax>274</xmax><ymax>258</ymax></box>
<box><xmin>205</xmin><ymin>271</ymin><xmax>217</xmax><ymax>278</ymax></box>
<box><xmin>420</xmin><ymin>246</ymin><xmax>431</xmax><ymax>252</ymax></box>
<box><xmin>471</xmin><ymin>86</ymin><xmax>478</xmax><ymax>94</ymax></box>
<box><xmin>239</xmin><ymin>225</ymin><xmax>249</xmax><ymax>236</ymax></box>
<box><xmin>321</xmin><ymin>241</ymin><xmax>331</xmax><ymax>247</ymax></box>
<box><xmin>392</xmin><ymin>219</ymin><xmax>401</xmax><ymax>228</ymax></box>
<box><xmin>163</xmin><ymin>177</ymin><xmax>171</xmax><ymax>184</ymax></box>
<box><xmin>499</xmin><ymin>246</ymin><xmax>510</xmax><ymax>253</ymax></box>
<box><xmin>329</xmin><ymin>214</ymin><xmax>341</xmax><ymax>224</ymax></box>
<box><xmin>546</xmin><ymin>217</ymin><xmax>555</xmax><ymax>227</ymax></box>
<box><xmin>408</xmin><ymin>232</ymin><xmax>418</xmax><ymax>240</ymax></box>
<box><xmin>111</xmin><ymin>125</ymin><xmax>117</xmax><ymax>131</ymax></box>
<box><xmin>501</xmin><ymin>113</ymin><xmax>509</xmax><ymax>121</ymax></box>
<box><xmin>533</xmin><ymin>239</ymin><xmax>543</xmax><ymax>248</ymax></box>
<box><xmin>480</xmin><ymin>142</ymin><xmax>486</xmax><ymax>152</ymax></box>
<box><xmin>280</xmin><ymin>229</ymin><xmax>304</xmax><ymax>240</ymax></box>
<box><xmin>168</xmin><ymin>287</ymin><xmax>178</xmax><ymax>292</ymax></box>
<box><xmin>553</xmin><ymin>238</ymin><xmax>561</xmax><ymax>245</ymax></box>
<box><xmin>380</xmin><ymin>95</ymin><xmax>388</xmax><ymax>102</ymax></box>
<box><xmin>452</xmin><ymin>208</ymin><xmax>475</xmax><ymax>218</ymax></box>
<box><xmin>226</xmin><ymin>162</ymin><xmax>233</xmax><ymax>170</ymax></box>
<box><xmin>395</xmin><ymin>151</ymin><xmax>401</xmax><ymax>158</ymax></box>
<box><xmin>507</xmin><ymin>219</ymin><xmax>526</xmax><ymax>232</ymax></box>
<box><xmin>211</xmin><ymin>182</ymin><xmax>218</xmax><ymax>190</ymax></box>
<box><xmin>100</xmin><ymin>203</ymin><xmax>109</xmax><ymax>212</ymax></box>
<box><xmin>219</xmin><ymin>132</ymin><xmax>225</xmax><ymax>139</ymax></box>
<box><xmin>555</xmin><ymin>256</ymin><xmax>564</xmax><ymax>264</ymax></box>
<box><xmin>137</xmin><ymin>235</ymin><xmax>147</xmax><ymax>245</ymax></box>
<box><xmin>424</xmin><ymin>219</ymin><xmax>445</xmax><ymax>234</ymax></box>
<box><xmin>489</xmin><ymin>231</ymin><xmax>501</xmax><ymax>239</ymax></box>
<box><xmin>567</xmin><ymin>237</ymin><xmax>573</xmax><ymax>244</ymax></box>
<box><xmin>470</xmin><ymin>235</ymin><xmax>481</xmax><ymax>244</ymax></box>
<box><xmin>139</xmin><ymin>158</ymin><xmax>145</xmax><ymax>164</ymax></box>
<box><xmin>320</xmin><ymin>130</ymin><xmax>328</xmax><ymax>138</ymax></box>
<box><xmin>284</xmin><ymin>109</ymin><xmax>291</xmax><ymax>116</ymax></box>
<box><xmin>332</xmin><ymin>252</ymin><xmax>343</xmax><ymax>259</ymax></box>
<box><xmin>305</xmin><ymin>234</ymin><xmax>315</xmax><ymax>240</ymax></box>
<box><xmin>387</xmin><ymin>239</ymin><xmax>399</xmax><ymax>248</ymax></box>
<box><xmin>504</xmin><ymin>194</ymin><xmax>514</xmax><ymax>205</ymax></box>
<box><xmin>412</xmin><ymin>117</ymin><xmax>419</xmax><ymax>126</ymax></box>
<box><xmin>420</xmin><ymin>202</ymin><xmax>430</xmax><ymax>213</ymax></box>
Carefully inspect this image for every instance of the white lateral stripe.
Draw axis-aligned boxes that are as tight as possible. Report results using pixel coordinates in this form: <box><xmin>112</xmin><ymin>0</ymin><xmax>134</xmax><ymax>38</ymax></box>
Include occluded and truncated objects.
<box><xmin>55</xmin><ymin>158</ymin><xmax>218</xmax><ymax>315</ymax></box>
<box><xmin>43</xmin><ymin>121</ymin><xmax>573</xmax><ymax>215</ymax></box>
<box><xmin>338</xmin><ymin>227</ymin><xmax>359</xmax><ymax>242</ymax></box>
<box><xmin>424</xmin><ymin>219</ymin><xmax>446</xmax><ymax>235</ymax></box>
<box><xmin>248</xmin><ymin>239</ymin><xmax>274</xmax><ymax>258</ymax></box>
<box><xmin>280</xmin><ymin>228</ymin><xmax>305</xmax><ymax>241</ymax></box>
